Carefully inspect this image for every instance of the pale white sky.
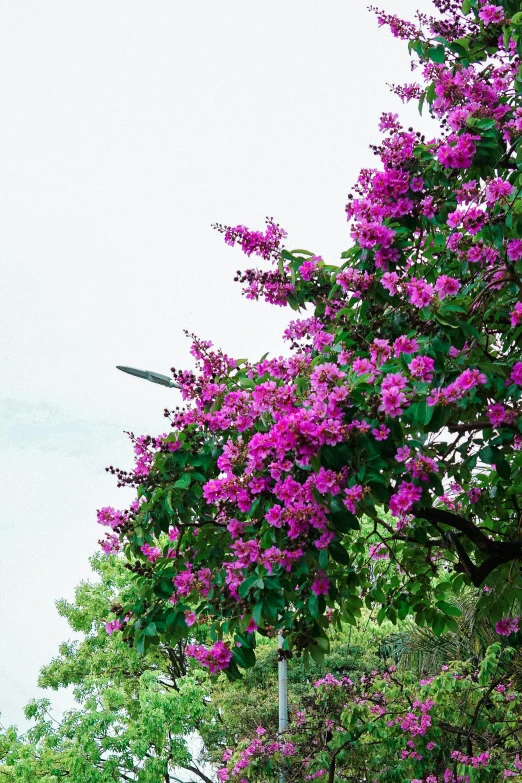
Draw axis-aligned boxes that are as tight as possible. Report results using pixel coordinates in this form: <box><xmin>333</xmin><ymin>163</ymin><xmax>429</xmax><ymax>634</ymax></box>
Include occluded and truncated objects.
<box><xmin>0</xmin><ymin>0</ymin><xmax>432</xmax><ymax>727</ymax></box>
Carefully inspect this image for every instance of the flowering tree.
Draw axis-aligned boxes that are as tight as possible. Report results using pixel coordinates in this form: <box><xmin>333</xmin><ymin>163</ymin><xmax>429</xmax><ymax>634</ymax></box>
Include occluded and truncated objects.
<box><xmin>101</xmin><ymin>0</ymin><xmax>522</xmax><ymax>674</ymax></box>
<box><xmin>217</xmin><ymin>643</ymin><xmax>522</xmax><ymax>783</ymax></box>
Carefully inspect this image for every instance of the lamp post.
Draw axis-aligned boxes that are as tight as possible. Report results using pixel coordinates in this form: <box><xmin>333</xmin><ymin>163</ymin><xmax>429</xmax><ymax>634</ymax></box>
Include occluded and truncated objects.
<box><xmin>117</xmin><ymin>363</ymin><xmax>289</xmax><ymax>775</ymax></box>
<box><xmin>278</xmin><ymin>631</ymin><xmax>288</xmax><ymax>783</ymax></box>
<box><xmin>116</xmin><ymin>365</ymin><xmax>181</xmax><ymax>389</ymax></box>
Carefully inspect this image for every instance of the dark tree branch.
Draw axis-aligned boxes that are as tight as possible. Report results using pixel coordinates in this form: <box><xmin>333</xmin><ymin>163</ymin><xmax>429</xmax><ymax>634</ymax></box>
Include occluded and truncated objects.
<box><xmin>181</xmin><ymin>764</ymin><xmax>215</xmax><ymax>783</ymax></box>
<box><xmin>418</xmin><ymin>507</ymin><xmax>522</xmax><ymax>586</ymax></box>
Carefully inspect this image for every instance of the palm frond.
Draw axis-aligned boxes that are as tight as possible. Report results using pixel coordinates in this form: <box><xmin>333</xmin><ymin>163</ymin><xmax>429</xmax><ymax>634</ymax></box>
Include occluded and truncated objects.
<box><xmin>379</xmin><ymin>590</ymin><xmax>498</xmax><ymax>677</ymax></box>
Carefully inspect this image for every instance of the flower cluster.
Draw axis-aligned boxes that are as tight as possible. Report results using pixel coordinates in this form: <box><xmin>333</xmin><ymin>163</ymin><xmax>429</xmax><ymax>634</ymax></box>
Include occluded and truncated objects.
<box><xmin>185</xmin><ymin>641</ymin><xmax>233</xmax><ymax>673</ymax></box>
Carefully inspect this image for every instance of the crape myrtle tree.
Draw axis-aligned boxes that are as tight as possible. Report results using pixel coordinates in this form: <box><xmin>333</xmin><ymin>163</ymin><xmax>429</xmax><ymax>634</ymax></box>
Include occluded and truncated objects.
<box><xmin>218</xmin><ymin>642</ymin><xmax>522</xmax><ymax>782</ymax></box>
<box><xmin>217</xmin><ymin>595</ymin><xmax>522</xmax><ymax>782</ymax></box>
<box><xmin>101</xmin><ymin>0</ymin><xmax>522</xmax><ymax>676</ymax></box>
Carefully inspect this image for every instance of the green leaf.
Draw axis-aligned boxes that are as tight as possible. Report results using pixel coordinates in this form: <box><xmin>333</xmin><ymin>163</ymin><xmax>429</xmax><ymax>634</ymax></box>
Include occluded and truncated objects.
<box><xmin>136</xmin><ymin>633</ymin><xmax>146</xmax><ymax>655</ymax></box>
<box><xmin>319</xmin><ymin>548</ymin><xmax>329</xmax><ymax>569</ymax></box>
<box><xmin>496</xmin><ymin>458</ymin><xmax>512</xmax><ymax>480</ymax></box>
<box><xmin>252</xmin><ymin>602</ymin><xmax>263</xmax><ymax>626</ymax></box>
<box><xmin>233</xmin><ymin>646</ymin><xmax>256</xmax><ymax>669</ymax></box>
<box><xmin>309</xmin><ymin>644</ymin><xmax>325</xmax><ymax>666</ymax></box>
<box><xmin>435</xmin><ymin>601</ymin><xmax>462</xmax><ymax>618</ymax></box>
<box><xmin>329</xmin><ymin>541</ymin><xmax>351</xmax><ymax>565</ymax></box>
<box><xmin>432</xmin><ymin>613</ymin><xmax>446</xmax><ymax>637</ymax></box>
<box><xmin>173</xmin><ymin>474</ymin><xmax>192</xmax><ymax>490</ymax></box>
<box><xmin>428</xmin><ymin>45</ymin><xmax>445</xmax><ymax>63</ymax></box>
<box><xmin>330</xmin><ymin>509</ymin><xmax>360</xmax><ymax>532</ymax></box>
<box><xmin>308</xmin><ymin>592</ymin><xmax>319</xmax><ymax>619</ymax></box>
<box><xmin>478</xmin><ymin>446</ymin><xmax>495</xmax><ymax>464</ymax></box>
<box><xmin>238</xmin><ymin>574</ymin><xmax>262</xmax><ymax>599</ymax></box>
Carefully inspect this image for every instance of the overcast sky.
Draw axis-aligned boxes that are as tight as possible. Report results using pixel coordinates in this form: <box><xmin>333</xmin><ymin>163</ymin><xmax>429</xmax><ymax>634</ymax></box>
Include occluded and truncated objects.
<box><xmin>0</xmin><ymin>0</ymin><xmax>433</xmax><ymax>728</ymax></box>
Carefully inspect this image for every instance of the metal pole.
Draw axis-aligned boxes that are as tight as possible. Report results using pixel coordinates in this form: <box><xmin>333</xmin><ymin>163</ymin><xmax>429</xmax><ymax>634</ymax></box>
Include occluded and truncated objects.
<box><xmin>278</xmin><ymin>631</ymin><xmax>288</xmax><ymax>783</ymax></box>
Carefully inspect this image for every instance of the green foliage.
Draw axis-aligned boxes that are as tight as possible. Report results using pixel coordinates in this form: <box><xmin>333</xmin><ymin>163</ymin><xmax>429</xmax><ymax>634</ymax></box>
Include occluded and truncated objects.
<box><xmin>0</xmin><ymin>555</ymin><xmax>215</xmax><ymax>783</ymax></box>
<box><xmin>222</xmin><ymin>641</ymin><xmax>522</xmax><ymax>782</ymax></box>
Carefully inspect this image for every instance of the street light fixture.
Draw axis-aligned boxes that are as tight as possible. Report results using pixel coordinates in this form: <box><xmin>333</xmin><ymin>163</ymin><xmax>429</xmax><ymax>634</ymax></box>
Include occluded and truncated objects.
<box><xmin>117</xmin><ymin>362</ymin><xmax>289</xmax><ymax>776</ymax></box>
<box><xmin>116</xmin><ymin>365</ymin><xmax>180</xmax><ymax>389</ymax></box>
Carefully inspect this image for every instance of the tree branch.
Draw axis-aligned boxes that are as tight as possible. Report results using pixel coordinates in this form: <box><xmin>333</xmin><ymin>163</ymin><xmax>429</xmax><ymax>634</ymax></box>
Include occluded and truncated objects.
<box><xmin>418</xmin><ymin>507</ymin><xmax>522</xmax><ymax>586</ymax></box>
<box><xmin>181</xmin><ymin>764</ymin><xmax>215</xmax><ymax>783</ymax></box>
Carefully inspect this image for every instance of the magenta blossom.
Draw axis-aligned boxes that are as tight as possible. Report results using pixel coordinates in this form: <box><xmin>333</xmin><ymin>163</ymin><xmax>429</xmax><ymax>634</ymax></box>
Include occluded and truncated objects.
<box><xmin>435</xmin><ymin>275</ymin><xmax>460</xmax><ymax>299</ymax></box>
<box><xmin>479</xmin><ymin>4</ymin><xmax>505</xmax><ymax>25</ymax></box>
<box><xmin>311</xmin><ymin>572</ymin><xmax>330</xmax><ymax>596</ymax></box>
<box><xmin>495</xmin><ymin>617</ymin><xmax>519</xmax><ymax>636</ymax></box>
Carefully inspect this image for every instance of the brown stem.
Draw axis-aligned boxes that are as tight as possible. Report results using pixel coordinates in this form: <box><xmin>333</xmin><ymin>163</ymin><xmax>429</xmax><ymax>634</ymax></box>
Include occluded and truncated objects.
<box><xmin>418</xmin><ymin>507</ymin><xmax>522</xmax><ymax>586</ymax></box>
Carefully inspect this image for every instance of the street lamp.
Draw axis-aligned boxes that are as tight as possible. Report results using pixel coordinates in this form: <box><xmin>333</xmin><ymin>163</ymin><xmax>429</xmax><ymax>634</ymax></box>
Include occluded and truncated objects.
<box><xmin>117</xmin><ymin>363</ymin><xmax>289</xmax><ymax>775</ymax></box>
<box><xmin>116</xmin><ymin>365</ymin><xmax>181</xmax><ymax>389</ymax></box>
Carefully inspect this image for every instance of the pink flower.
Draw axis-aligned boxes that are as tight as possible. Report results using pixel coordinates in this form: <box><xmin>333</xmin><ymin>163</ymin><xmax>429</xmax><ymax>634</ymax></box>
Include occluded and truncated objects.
<box><xmin>381</xmin><ymin>271</ymin><xmax>400</xmax><ymax>295</ymax></box>
<box><xmin>352</xmin><ymin>357</ymin><xmax>376</xmax><ymax>377</ymax></box>
<box><xmin>409</xmin><ymin>454</ymin><xmax>439</xmax><ymax>481</ymax></box>
<box><xmin>299</xmin><ymin>256</ymin><xmax>320</xmax><ymax>281</ymax></box>
<box><xmin>421</xmin><ymin>195</ymin><xmax>436</xmax><ymax>218</ymax></box>
<box><xmin>105</xmin><ymin>619</ymin><xmax>122</xmax><ymax>635</ymax></box>
<box><xmin>510</xmin><ymin>301</ymin><xmax>522</xmax><ymax>327</ymax></box>
<box><xmin>389</xmin><ymin>481</ymin><xmax>422</xmax><ymax>517</ymax></box>
<box><xmin>495</xmin><ymin>617</ymin><xmax>519</xmax><ymax>636</ymax></box>
<box><xmin>344</xmin><ymin>484</ymin><xmax>364</xmax><ymax>513</ymax></box>
<box><xmin>186</xmin><ymin>640</ymin><xmax>233</xmax><ymax>673</ymax></box>
<box><xmin>447</xmin><ymin>210</ymin><xmax>462</xmax><ymax>229</ymax></box>
<box><xmin>372</xmin><ymin>424</ymin><xmax>390</xmax><ymax>440</ymax></box>
<box><xmin>511</xmin><ymin>362</ymin><xmax>522</xmax><ymax>386</ymax></box>
<box><xmin>312</xmin><ymin>572</ymin><xmax>330</xmax><ymax>596</ymax></box>
<box><xmin>410</xmin><ymin>176</ymin><xmax>424</xmax><ymax>192</ymax></box>
<box><xmin>265</xmin><ymin>505</ymin><xmax>284</xmax><ymax>527</ymax></box>
<box><xmin>487</xmin><ymin>404</ymin><xmax>505</xmax><ymax>426</ymax></box>
<box><xmin>379</xmin><ymin>387</ymin><xmax>408</xmax><ymax>417</ymax></box>
<box><xmin>185</xmin><ymin>611</ymin><xmax>197</xmax><ymax>627</ymax></box>
<box><xmin>245</xmin><ymin>619</ymin><xmax>258</xmax><ymax>633</ymax></box>
<box><xmin>393</xmin><ymin>336</ymin><xmax>419</xmax><ymax>356</ymax></box>
<box><xmin>409</xmin><ymin>355</ymin><xmax>435</xmax><ymax>382</ymax></box>
<box><xmin>468</xmin><ymin>487</ymin><xmax>482</xmax><ymax>503</ymax></box>
<box><xmin>406</xmin><ymin>278</ymin><xmax>434</xmax><ymax>308</ymax></box>
<box><xmin>99</xmin><ymin>533</ymin><xmax>121</xmax><ymax>554</ymax></box>
<box><xmin>369</xmin><ymin>543</ymin><xmax>389</xmax><ymax>560</ymax></box>
<box><xmin>395</xmin><ymin>445</ymin><xmax>411</xmax><ymax>462</ymax></box>
<box><xmin>479</xmin><ymin>4</ymin><xmax>505</xmax><ymax>24</ymax></box>
<box><xmin>437</xmin><ymin>133</ymin><xmax>477</xmax><ymax>169</ymax></box>
<box><xmin>435</xmin><ymin>275</ymin><xmax>460</xmax><ymax>299</ymax></box>
<box><xmin>141</xmin><ymin>543</ymin><xmax>161</xmax><ymax>564</ymax></box>
<box><xmin>382</xmin><ymin>372</ymin><xmax>408</xmax><ymax>391</ymax></box>
<box><xmin>507</xmin><ymin>239</ymin><xmax>522</xmax><ymax>261</ymax></box>
<box><xmin>486</xmin><ymin>178</ymin><xmax>514</xmax><ymax>204</ymax></box>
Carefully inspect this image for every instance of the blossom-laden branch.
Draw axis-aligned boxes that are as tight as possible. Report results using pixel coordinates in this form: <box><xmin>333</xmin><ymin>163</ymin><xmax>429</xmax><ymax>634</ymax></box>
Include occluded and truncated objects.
<box><xmin>101</xmin><ymin>1</ymin><xmax>522</xmax><ymax>672</ymax></box>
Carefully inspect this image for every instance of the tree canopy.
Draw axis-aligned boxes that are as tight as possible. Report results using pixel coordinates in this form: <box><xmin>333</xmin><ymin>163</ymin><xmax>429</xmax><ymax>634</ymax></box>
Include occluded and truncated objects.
<box><xmin>99</xmin><ymin>0</ymin><xmax>522</xmax><ymax>675</ymax></box>
<box><xmin>0</xmin><ymin>555</ymin><xmax>215</xmax><ymax>783</ymax></box>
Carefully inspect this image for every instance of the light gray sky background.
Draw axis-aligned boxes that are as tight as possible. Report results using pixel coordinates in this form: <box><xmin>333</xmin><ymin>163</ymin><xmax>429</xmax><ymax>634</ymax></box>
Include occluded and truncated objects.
<box><xmin>0</xmin><ymin>0</ymin><xmax>433</xmax><ymax>728</ymax></box>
